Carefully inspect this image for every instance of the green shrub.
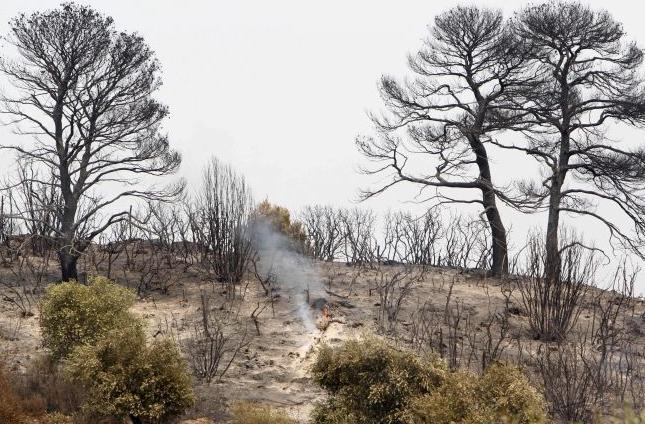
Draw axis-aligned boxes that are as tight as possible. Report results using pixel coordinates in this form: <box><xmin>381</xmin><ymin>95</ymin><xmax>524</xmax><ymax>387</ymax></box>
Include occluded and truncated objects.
<box><xmin>312</xmin><ymin>337</ymin><xmax>547</xmax><ymax>424</ymax></box>
<box><xmin>40</xmin><ymin>276</ymin><xmax>137</xmax><ymax>359</ymax></box>
<box><xmin>230</xmin><ymin>401</ymin><xmax>296</xmax><ymax>424</ymax></box>
<box><xmin>406</xmin><ymin>370</ymin><xmax>479</xmax><ymax>424</ymax></box>
<box><xmin>65</xmin><ymin>324</ymin><xmax>194</xmax><ymax>424</ymax></box>
<box><xmin>311</xmin><ymin>336</ymin><xmax>446</xmax><ymax>424</ymax></box>
<box><xmin>408</xmin><ymin>362</ymin><xmax>547</xmax><ymax>424</ymax></box>
<box><xmin>254</xmin><ymin>200</ymin><xmax>309</xmax><ymax>253</ymax></box>
<box><xmin>477</xmin><ymin>362</ymin><xmax>547</xmax><ymax>423</ymax></box>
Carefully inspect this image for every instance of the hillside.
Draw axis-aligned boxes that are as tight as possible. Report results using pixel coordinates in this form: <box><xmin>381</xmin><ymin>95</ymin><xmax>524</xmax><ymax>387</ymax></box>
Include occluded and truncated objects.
<box><xmin>2</xmin><ymin>256</ymin><xmax>644</xmax><ymax>423</ymax></box>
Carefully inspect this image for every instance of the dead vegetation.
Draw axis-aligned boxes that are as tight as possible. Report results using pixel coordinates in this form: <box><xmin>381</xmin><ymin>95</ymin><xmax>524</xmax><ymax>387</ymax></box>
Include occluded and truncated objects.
<box><xmin>0</xmin><ymin>2</ymin><xmax>644</xmax><ymax>423</ymax></box>
<box><xmin>1</xmin><ymin>195</ymin><xmax>645</xmax><ymax>423</ymax></box>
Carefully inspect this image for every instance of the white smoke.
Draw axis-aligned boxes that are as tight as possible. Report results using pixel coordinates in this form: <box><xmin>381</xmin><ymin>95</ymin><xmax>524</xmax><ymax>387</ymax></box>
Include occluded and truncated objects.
<box><xmin>251</xmin><ymin>218</ymin><xmax>323</xmax><ymax>332</ymax></box>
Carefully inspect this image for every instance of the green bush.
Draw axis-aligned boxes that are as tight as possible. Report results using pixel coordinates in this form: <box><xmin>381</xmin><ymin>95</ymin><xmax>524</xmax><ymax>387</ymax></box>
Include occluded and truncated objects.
<box><xmin>40</xmin><ymin>276</ymin><xmax>137</xmax><ymax>359</ymax></box>
<box><xmin>477</xmin><ymin>362</ymin><xmax>547</xmax><ymax>423</ymax></box>
<box><xmin>64</xmin><ymin>324</ymin><xmax>195</xmax><ymax>424</ymax></box>
<box><xmin>407</xmin><ymin>370</ymin><xmax>479</xmax><ymax>424</ymax></box>
<box><xmin>254</xmin><ymin>200</ymin><xmax>309</xmax><ymax>253</ymax></box>
<box><xmin>408</xmin><ymin>362</ymin><xmax>547</xmax><ymax>424</ymax></box>
<box><xmin>230</xmin><ymin>401</ymin><xmax>296</xmax><ymax>424</ymax></box>
<box><xmin>312</xmin><ymin>337</ymin><xmax>547</xmax><ymax>424</ymax></box>
<box><xmin>311</xmin><ymin>336</ymin><xmax>446</xmax><ymax>424</ymax></box>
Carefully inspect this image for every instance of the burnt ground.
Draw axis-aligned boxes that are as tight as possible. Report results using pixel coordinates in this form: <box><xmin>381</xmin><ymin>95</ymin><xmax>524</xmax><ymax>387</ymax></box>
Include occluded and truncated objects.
<box><xmin>1</xmin><ymin>259</ymin><xmax>644</xmax><ymax>423</ymax></box>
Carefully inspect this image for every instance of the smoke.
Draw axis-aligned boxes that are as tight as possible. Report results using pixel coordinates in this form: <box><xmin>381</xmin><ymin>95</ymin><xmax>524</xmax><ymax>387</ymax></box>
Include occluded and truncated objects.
<box><xmin>251</xmin><ymin>218</ymin><xmax>323</xmax><ymax>332</ymax></box>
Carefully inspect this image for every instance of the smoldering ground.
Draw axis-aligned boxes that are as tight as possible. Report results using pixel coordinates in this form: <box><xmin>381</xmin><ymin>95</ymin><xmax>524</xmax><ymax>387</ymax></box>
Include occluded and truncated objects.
<box><xmin>250</xmin><ymin>218</ymin><xmax>324</xmax><ymax>332</ymax></box>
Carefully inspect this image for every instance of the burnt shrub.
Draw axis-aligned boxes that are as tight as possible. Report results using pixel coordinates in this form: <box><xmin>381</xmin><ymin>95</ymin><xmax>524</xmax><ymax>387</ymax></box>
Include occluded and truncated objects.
<box><xmin>0</xmin><ymin>361</ymin><xmax>75</xmax><ymax>424</ymax></box>
<box><xmin>13</xmin><ymin>354</ymin><xmax>83</xmax><ymax>416</ymax></box>
<box><xmin>0</xmin><ymin>364</ymin><xmax>30</xmax><ymax>424</ymax></box>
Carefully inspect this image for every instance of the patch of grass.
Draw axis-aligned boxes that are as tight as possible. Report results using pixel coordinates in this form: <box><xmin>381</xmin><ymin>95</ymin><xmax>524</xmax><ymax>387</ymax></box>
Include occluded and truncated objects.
<box><xmin>230</xmin><ymin>401</ymin><xmax>296</xmax><ymax>424</ymax></box>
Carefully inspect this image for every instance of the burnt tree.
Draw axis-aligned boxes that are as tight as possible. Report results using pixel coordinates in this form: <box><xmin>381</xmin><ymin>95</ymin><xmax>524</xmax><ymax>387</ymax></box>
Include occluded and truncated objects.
<box><xmin>503</xmin><ymin>1</ymin><xmax>645</xmax><ymax>284</ymax></box>
<box><xmin>358</xmin><ymin>6</ymin><xmax>535</xmax><ymax>276</ymax></box>
<box><xmin>0</xmin><ymin>4</ymin><xmax>182</xmax><ymax>281</ymax></box>
<box><xmin>188</xmin><ymin>157</ymin><xmax>254</xmax><ymax>288</ymax></box>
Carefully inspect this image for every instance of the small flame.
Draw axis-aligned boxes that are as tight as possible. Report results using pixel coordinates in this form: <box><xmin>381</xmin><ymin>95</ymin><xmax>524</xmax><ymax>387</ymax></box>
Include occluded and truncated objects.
<box><xmin>316</xmin><ymin>304</ymin><xmax>332</xmax><ymax>331</ymax></box>
<box><xmin>322</xmin><ymin>304</ymin><xmax>331</xmax><ymax>320</ymax></box>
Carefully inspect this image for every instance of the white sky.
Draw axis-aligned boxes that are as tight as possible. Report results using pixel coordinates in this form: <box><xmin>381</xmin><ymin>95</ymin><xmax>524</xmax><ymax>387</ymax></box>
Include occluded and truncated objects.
<box><xmin>1</xmin><ymin>0</ymin><xmax>644</xmax><ymax>293</ymax></box>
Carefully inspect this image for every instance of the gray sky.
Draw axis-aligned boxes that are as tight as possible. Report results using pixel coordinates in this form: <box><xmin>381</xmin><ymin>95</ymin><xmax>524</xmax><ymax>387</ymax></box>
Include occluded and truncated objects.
<box><xmin>1</xmin><ymin>0</ymin><xmax>644</xmax><ymax>293</ymax></box>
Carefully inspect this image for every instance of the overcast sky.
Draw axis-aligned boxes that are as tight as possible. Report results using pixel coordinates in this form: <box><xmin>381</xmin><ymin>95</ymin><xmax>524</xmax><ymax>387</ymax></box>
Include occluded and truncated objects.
<box><xmin>1</xmin><ymin>0</ymin><xmax>644</xmax><ymax>293</ymax></box>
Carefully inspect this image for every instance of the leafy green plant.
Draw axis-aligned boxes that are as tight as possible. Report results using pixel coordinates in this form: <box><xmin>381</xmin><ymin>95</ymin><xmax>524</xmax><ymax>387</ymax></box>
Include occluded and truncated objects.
<box><xmin>311</xmin><ymin>336</ymin><xmax>446</xmax><ymax>424</ymax></box>
<box><xmin>253</xmin><ymin>200</ymin><xmax>309</xmax><ymax>253</ymax></box>
<box><xmin>40</xmin><ymin>276</ymin><xmax>137</xmax><ymax>359</ymax></box>
<box><xmin>65</xmin><ymin>324</ymin><xmax>194</xmax><ymax>424</ymax></box>
<box><xmin>312</xmin><ymin>337</ymin><xmax>547</xmax><ymax>424</ymax></box>
<box><xmin>409</xmin><ymin>362</ymin><xmax>547</xmax><ymax>424</ymax></box>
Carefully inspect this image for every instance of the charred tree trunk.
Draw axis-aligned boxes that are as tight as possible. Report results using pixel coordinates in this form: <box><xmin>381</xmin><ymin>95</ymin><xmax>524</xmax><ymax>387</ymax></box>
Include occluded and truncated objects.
<box><xmin>485</xmin><ymin>196</ymin><xmax>508</xmax><ymax>277</ymax></box>
<box><xmin>544</xmin><ymin>167</ymin><xmax>564</xmax><ymax>285</ymax></box>
<box><xmin>57</xmin><ymin>194</ymin><xmax>79</xmax><ymax>282</ymax></box>
<box><xmin>544</xmin><ymin>124</ymin><xmax>570</xmax><ymax>285</ymax></box>
<box><xmin>129</xmin><ymin>414</ymin><xmax>143</xmax><ymax>424</ymax></box>
<box><xmin>545</xmin><ymin>203</ymin><xmax>561</xmax><ymax>285</ymax></box>
<box><xmin>468</xmin><ymin>135</ymin><xmax>509</xmax><ymax>277</ymax></box>
<box><xmin>58</xmin><ymin>242</ymin><xmax>79</xmax><ymax>282</ymax></box>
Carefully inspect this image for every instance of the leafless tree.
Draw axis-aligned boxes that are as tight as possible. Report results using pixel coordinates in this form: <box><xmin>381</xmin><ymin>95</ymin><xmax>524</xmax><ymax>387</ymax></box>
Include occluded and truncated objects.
<box><xmin>358</xmin><ymin>6</ymin><xmax>536</xmax><ymax>276</ymax></box>
<box><xmin>400</xmin><ymin>210</ymin><xmax>443</xmax><ymax>266</ymax></box>
<box><xmin>300</xmin><ymin>205</ymin><xmax>344</xmax><ymax>261</ymax></box>
<box><xmin>380</xmin><ymin>211</ymin><xmax>408</xmax><ymax>263</ymax></box>
<box><xmin>502</xmin><ymin>1</ymin><xmax>645</xmax><ymax>284</ymax></box>
<box><xmin>91</xmin><ymin>220</ymin><xmax>129</xmax><ymax>280</ymax></box>
<box><xmin>189</xmin><ymin>157</ymin><xmax>254</xmax><ymax>290</ymax></box>
<box><xmin>372</xmin><ymin>264</ymin><xmax>423</xmax><ymax>333</ymax></box>
<box><xmin>0</xmin><ymin>192</ymin><xmax>20</xmax><ymax>264</ymax></box>
<box><xmin>517</xmin><ymin>230</ymin><xmax>597</xmax><ymax>341</ymax></box>
<box><xmin>0</xmin><ymin>3</ymin><xmax>182</xmax><ymax>281</ymax></box>
<box><xmin>380</xmin><ymin>210</ymin><xmax>444</xmax><ymax>266</ymax></box>
<box><xmin>4</xmin><ymin>160</ymin><xmax>61</xmax><ymax>256</ymax></box>
<box><xmin>441</xmin><ymin>214</ymin><xmax>491</xmax><ymax>270</ymax></box>
<box><xmin>183</xmin><ymin>290</ymin><xmax>249</xmax><ymax>384</ymax></box>
<box><xmin>142</xmin><ymin>200</ymin><xmax>191</xmax><ymax>271</ymax></box>
<box><xmin>339</xmin><ymin>207</ymin><xmax>377</xmax><ymax>265</ymax></box>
